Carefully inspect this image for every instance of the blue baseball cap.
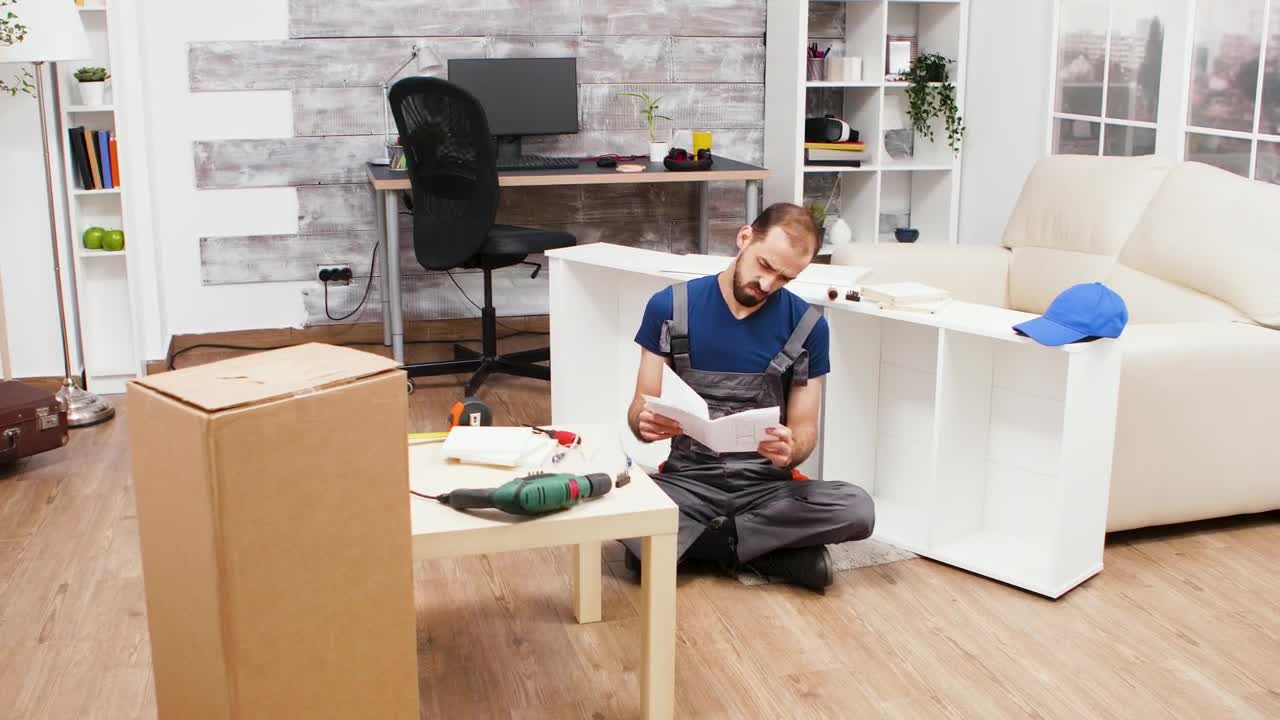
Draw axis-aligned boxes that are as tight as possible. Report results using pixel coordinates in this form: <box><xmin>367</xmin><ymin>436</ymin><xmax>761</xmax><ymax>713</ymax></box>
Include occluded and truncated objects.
<box><xmin>1012</xmin><ymin>282</ymin><xmax>1128</xmax><ymax>346</ymax></box>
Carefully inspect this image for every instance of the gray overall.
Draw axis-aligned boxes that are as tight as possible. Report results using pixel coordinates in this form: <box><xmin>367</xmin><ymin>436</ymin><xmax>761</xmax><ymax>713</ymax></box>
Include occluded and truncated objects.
<box><xmin>623</xmin><ymin>281</ymin><xmax>875</xmax><ymax>565</ymax></box>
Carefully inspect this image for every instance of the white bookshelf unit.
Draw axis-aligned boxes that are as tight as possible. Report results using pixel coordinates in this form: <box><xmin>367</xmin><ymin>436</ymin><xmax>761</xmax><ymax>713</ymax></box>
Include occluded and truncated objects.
<box><xmin>53</xmin><ymin>1</ymin><xmax>146</xmax><ymax>394</ymax></box>
<box><xmin>764</xmin><ymin>0</ymin><xmax>970</xmax><ymax>249</ymax></box>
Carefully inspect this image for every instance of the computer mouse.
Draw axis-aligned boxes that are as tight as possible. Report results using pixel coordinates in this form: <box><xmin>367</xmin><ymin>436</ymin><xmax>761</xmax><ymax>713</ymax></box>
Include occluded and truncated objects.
<box><xmin>596</xmin><ymin>156</ymin><xmax>617</xmax><ymax>168</ymax></box>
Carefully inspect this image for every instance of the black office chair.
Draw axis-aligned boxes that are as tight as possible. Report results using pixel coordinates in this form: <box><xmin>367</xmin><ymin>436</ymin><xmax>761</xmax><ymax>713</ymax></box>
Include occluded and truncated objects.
<box><xmin>388</xmin><ymin>76</ymin><xmax>576</xmax><ymax>396</ymax></box>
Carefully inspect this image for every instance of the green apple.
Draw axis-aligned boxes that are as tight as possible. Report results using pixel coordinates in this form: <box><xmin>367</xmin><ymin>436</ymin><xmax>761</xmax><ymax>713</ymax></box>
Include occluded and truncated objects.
<box><xmin>103</xmin><ymin>229</ymin><xmax>125</xmax><ymax>252</ymax></box>
<box><xmin>82</xmin><ymin>226</ymin><xmax>105</xmax><ymax>249</ymax></box>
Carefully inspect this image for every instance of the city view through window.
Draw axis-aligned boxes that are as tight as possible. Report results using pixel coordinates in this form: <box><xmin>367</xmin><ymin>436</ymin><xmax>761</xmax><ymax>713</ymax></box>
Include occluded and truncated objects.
<box><xmin>1052</xmin><ymin>0</ymin><xmax>1280</xmax><ymax>184</ymax></box>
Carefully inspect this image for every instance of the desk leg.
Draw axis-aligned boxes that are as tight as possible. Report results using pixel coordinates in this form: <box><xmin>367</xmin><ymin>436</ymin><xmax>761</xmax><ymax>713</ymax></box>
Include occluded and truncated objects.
<box><xmin>573</xmin><ymin>541</ymin><xmax>602</xmax><ymax>624</ymax></box>
<box><xmin>697</xmin><ymin>182</ymin><xmax>710</xmax><ymax>255</ymax></box>
<box><xmin>384</xmin><ymin>190</ymin><xmax>405</xmax><ymax>364</ymax></box>
<box><xmin>745</xmin><ymin>179</ymin><xmax>760</xmax><ymax>224</ymax></box>
<box><xmin>641</xmin><ymin>533</ymin><xmax>676</xmax><ymax>720</ymax></box>
<box><xmin>375</xmin><ymin>189</ymin><xmax>391</xmax><ymax>347</ymax></box>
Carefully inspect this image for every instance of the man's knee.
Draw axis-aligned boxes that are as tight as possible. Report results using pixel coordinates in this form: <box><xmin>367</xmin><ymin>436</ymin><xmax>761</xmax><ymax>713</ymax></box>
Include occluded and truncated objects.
<box><xmin>827</xmin><ymin>482</ymin><xmax>875</xmax><ymax>540</ymax></box>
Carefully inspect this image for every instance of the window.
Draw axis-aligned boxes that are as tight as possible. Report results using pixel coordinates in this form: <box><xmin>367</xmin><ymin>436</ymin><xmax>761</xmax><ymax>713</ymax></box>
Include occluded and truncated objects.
<box><xmin>1051</xmin><ymin>0</ymin><xmax>1168</xmax><ymax>157</ymax></box>
<box><xmin>1184</xmin><ymin>0</ymin><xmax>1280</xmax><ymax>183</ymax></box>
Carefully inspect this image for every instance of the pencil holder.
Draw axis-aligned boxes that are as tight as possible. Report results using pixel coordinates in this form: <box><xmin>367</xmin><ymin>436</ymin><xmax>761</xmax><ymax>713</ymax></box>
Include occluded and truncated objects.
<box><xmin>807</xmin><ymin>57</ymin><xmax>826</xmax><ymax>82</ymax></box>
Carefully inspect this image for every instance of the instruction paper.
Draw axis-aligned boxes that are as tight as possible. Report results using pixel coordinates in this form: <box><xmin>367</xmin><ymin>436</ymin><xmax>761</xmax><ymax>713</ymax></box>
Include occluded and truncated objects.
<box><xmin>642</xmin><ymin>364</ymin><xmax>780</xmax><ymax>454</ymax></box>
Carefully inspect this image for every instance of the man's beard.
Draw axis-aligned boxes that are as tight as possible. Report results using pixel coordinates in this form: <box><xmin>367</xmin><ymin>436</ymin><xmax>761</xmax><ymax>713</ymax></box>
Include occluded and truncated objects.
<box><xmin>732</xmin><ymin>264</ymin><xmax>768</xmax><ymax>307</ymax></box>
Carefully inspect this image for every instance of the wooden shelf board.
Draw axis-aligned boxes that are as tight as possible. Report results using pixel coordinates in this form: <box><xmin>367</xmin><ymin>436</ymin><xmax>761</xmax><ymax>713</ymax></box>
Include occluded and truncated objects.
<box><xmin>807</xmin><ymin>81</ymin><xmax>881</xmax><ymax>89</ymax></box>
<box><xmin>65</xmin><ymin>104</ymin><xmax>115</xmax><ymax>113</ymax></box>
<box><xmin>879</xmin><ymin>164</ymin><xmax>954</xmax><ymax>172</ymax></box>
<box><xmin>72</xmin><ymin>187</ymin><xmax>122</xmax><ymax>196</ymax></box>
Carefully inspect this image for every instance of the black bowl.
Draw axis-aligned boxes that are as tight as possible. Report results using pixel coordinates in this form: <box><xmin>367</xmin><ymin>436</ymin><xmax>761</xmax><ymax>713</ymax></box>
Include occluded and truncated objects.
<box><xmin>895</xmin><ymin>228</ymin><xmax>919</xmax><ymax>243</ymax></box>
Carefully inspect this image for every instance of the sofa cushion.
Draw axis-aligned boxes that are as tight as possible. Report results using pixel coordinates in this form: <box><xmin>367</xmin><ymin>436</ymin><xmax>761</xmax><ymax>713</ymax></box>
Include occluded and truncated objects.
<box><xmin>1115</xmin><ymin>161</ymin><xmax>1280</xmax><ymax>327</ymax></box>
<box><xmin>830</xmin><ymin>243</ymin><xmax>1010</xmax><ymax>308</ymax></box>
<box><xmin>1106</xmin><ymin>264</ymin><xmax>1248</xmax><ymax>324</ymax></box>
<box><xmin>1007</xmin><ymin>246</ymin><xmax>1117</xmax><ymax>315</ymax></box>
<box><xmin>1001</xmin><ymin>154</ymin><xmax>1173</xmax><ymax>256</ymax></box>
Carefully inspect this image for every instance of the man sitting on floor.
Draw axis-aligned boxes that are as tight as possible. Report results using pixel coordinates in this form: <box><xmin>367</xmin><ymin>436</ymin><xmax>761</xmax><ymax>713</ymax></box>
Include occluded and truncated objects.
<box><xmin>621</xmin><ymin>202</ymin><xmax>875</xmax><ymax>592</ymax></box>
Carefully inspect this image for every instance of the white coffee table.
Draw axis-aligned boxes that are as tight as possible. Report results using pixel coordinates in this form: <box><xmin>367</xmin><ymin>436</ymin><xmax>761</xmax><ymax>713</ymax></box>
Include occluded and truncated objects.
<box><xmin>409</xmin><ymin>424</ymin><xmax>679</xmax><ymax>720</ymax></box>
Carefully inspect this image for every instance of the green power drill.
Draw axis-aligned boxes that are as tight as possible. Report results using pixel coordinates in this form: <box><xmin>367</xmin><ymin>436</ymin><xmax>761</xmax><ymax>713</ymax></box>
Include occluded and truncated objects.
<box><xmin>422</xmin><ymin>471</ymin><xmax>615</xmax><ymax>516</ymax></box>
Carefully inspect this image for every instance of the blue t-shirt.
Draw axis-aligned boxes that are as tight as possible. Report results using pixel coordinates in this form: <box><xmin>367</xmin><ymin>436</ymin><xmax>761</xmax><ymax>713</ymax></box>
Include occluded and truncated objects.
<box><xmin>634</xmin><ymin>275</ymin><xmax>830</xmax><ymax>379</ymax></box>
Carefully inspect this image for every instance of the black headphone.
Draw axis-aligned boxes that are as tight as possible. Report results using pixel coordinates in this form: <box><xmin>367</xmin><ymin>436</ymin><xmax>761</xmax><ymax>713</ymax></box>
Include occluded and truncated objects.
<box><xmin>663</xmin><ymin>147</ymin><xmax>713</xmax><ymax>171</ymax></box>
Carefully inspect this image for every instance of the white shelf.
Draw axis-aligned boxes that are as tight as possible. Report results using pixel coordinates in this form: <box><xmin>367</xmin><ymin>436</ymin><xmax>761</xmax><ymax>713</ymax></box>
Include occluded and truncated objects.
<box><xmin>765</xmin><ymin>0</ymin><xmax>969</xmax><ymax>245</ymax></box>
<box><xmin>804</xmin><ymin>165</ymin><xmax>877</xmax><ymax>173</ymax></box>
<box><xmin>880</xmin><ymin>163</ymin><xmax>954</xmax><ymax>171</ymax></box>
<box><xmin>57</xmin><ymin>0</ymin><xmax>147</xmax><ymax>396</ymax></box>
<box><xmin>77</xmin><ymin>248</ymin><xmax>127</xmax><ymax>259</ymax></box>
<box><xmin>807</xmin><ymin>81</ymin><xmax>882</xmax><ymax>88</ymax></box>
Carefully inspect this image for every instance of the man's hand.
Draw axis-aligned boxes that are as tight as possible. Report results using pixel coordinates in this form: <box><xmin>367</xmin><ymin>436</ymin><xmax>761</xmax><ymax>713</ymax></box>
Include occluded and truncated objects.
<box><xmin>758</xmin><ymin>425</ymin><xmax>795</xmax><ymax>468</ymax></box>
<box><xmin>636</xmin><ymin>408</ymin><xmax>683</xmax><ymax>443</ymax></box>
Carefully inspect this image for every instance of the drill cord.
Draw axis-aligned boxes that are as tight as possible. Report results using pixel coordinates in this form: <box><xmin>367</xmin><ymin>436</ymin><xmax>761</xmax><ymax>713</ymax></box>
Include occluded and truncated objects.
<box><xmin>410</xmin><ymin>490</ymin><xmax>444</xmax><ymax>501</ymax></box>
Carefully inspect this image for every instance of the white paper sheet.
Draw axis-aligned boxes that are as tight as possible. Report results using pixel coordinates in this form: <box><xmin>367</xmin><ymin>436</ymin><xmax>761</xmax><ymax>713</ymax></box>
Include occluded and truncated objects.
<box><xmin>642</xmin><ymin>364</ymin><xmax>780</xmax><ymax>454</ymax></box>
<box><xmin>441</xmin><ymin>426</ymin><xmax>547</xmax><ymax>467</ymax></box>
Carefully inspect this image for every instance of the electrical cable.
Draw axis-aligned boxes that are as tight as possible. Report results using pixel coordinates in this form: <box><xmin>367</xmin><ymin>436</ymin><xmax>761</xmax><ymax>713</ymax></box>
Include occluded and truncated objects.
<box><xmin>324</xmin><ymin>242</ymin><xmax>379</xmax><ymax>322</ymax></box>
<box><xmin>443</xmin><ymin>269</ymin><xmax>550</xmax><ymax>336</ymax></box>
<box><xmin>410</xmin><ymin>490</ymin><xmax>441</xmax><ymax>501</ymax></box>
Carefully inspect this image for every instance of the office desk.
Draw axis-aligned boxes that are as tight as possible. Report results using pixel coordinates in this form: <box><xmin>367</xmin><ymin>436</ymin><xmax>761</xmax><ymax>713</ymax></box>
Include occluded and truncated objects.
<box><xmin>545</xmin><ymin>243</ymin><xmax>1123</xmax><ymax>599</ymax></box>
<box><xmin>367</xmin><ymin>160</ymin><xmax>769</xmax><ymax>362</ymax></box>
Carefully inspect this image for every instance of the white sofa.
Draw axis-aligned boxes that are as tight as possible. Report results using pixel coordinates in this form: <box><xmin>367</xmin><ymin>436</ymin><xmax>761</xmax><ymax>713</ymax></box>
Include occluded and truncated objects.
<box><xmin>833</xmin><ymin>155</ymin><xmax>1280</xmax><ymax>533</ymax></box>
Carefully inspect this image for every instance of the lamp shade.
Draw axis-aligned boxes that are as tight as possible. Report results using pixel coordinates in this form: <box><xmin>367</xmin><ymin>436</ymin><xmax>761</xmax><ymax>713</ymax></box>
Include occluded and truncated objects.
<box><xmin>0</xmin><ymin>0</ymin><xmax>92</xmax><ymax>63</ymax></box>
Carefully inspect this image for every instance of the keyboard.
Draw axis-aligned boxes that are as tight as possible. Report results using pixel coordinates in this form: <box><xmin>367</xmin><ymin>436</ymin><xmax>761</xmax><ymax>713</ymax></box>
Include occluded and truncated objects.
<box><xmin>496</xmin><ymin>155</ymin><xmax>580</xmax><ymax>171</ymax></box>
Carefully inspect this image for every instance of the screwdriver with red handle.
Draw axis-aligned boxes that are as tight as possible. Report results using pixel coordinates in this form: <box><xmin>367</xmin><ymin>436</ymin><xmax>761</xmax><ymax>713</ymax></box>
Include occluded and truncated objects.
<box><xmin>529</xmin><ymin>425</ymin><xmax>580</xmax><ymax>447</ymax></box>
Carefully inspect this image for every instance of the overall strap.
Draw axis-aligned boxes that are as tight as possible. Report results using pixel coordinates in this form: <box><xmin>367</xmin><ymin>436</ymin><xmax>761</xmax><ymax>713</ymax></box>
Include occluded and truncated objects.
<box><xmin>766</xmin><ymin>305</ymin><xmax>823</xmax><ymax>386</ymax></box>
<box><xmin>667</xmin><ymin>281</ymin><xmax>692</xmax><ymax>374</ymax></box>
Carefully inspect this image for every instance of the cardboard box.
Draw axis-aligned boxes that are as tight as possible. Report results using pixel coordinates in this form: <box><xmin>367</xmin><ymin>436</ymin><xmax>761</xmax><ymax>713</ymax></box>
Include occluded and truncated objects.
<box><xmin>128</xmin><ymin>343</ymin><xmax>419</xmax><ymax>719</ymax></box>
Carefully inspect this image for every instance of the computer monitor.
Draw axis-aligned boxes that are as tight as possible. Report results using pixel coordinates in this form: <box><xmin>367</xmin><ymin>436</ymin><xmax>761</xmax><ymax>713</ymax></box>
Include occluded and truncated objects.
<box><xmin>447</xmin><ymin>57</ymin><xmax>579</xmax><ymax>165</ymax></box>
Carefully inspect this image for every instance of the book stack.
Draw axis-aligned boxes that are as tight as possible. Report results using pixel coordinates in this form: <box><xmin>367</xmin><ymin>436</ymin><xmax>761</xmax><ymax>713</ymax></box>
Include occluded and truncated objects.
<box><xmin>860</xmin><ymin>282</ymin><xmax>952</xmax><ymax>314</ymax></box>
<box><xmin>67</xmin><ymin>126</ymin><xmax>121</xmax><ymax>191</ymax></box>
<box><xmin>804</xmin><ymin>140</ymin><xmax>868</xmax><ymax>167</ymax></box>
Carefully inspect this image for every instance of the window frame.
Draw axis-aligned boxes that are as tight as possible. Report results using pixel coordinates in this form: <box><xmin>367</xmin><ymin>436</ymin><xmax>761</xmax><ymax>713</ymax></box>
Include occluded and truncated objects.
<box><xmin>1047</xmin><ymin>0</ymin><xmax>1165</xmax><ymax>158</ymax></box>
<box><xmin>1180</xmin><ymin>0</ymin><xmax>1280</xmax><ymax>181</ymax></box>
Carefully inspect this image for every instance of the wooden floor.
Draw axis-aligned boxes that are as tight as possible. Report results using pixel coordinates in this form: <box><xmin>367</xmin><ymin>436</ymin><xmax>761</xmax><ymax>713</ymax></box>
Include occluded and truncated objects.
<box><xmin>2</xmin><ymin>342</ymin><xmax>1279</xmax><ymax>719</ymax></box>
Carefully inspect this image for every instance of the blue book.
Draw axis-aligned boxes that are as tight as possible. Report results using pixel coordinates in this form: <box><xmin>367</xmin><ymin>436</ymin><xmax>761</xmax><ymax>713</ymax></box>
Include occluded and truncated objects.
<box><xmin>98</xmin><ymin>130</ymin><xmax>112</xmax><ymax>189</ymax></box>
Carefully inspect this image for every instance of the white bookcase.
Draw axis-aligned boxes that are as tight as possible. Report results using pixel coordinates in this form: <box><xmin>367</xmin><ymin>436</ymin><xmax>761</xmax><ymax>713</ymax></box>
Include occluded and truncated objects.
<box><xmin>52</xmin><ymin>1</ymin><xmax>146</xmax><ymax>394</ymax></box>
<box><xmin>764</xmin><ymin>0</ymin><xmax>970</xmax><ymax>248</ymax></box>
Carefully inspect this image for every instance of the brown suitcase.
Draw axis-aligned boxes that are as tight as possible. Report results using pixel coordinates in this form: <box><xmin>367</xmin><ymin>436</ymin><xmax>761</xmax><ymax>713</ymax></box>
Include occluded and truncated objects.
<box><xmin>0</xmin><ymin>381</ymin><xmax>69</xmax><ymax>464</ymax></box>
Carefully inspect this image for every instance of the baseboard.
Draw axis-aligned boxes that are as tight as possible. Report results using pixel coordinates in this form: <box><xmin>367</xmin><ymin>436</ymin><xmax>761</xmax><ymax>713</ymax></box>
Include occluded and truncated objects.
<box><xmin>154</xmin><ymin>316</ymin><xmax>551</xmax><ymax>374</ymax></box>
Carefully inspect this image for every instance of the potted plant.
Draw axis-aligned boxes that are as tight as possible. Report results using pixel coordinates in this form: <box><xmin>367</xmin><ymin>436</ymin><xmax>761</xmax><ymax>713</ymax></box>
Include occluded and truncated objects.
<box><xmin>1</xmin><ymin>0</ymin><xmax>34</xmax><ymax>97</ymax></box>
<box><xmin>904</xmin><ymin>53</ymin><xmax>964</xmax><ymax>155</ymax></box>
<box><xmin>619</xmin><ymin>91</ymin><xmax>673</xmax><ymax>162</ymax></box>
<box><xmin>73</xmin><ymin>66</ymin><xmax>110</xmax><ymax>106</ymax></box>
<box><xmin>806</xmin><ymin>203</ymin><xmax>830</xmax><ymax>245</ymax></box>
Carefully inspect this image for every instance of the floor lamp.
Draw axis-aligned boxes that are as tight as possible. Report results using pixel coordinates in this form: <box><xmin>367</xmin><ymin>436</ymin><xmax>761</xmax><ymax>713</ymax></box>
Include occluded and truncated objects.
<box><xmin>0</xmin><ymin>1</ymin><xmax>114</xmax><ymax>426</ymax></box>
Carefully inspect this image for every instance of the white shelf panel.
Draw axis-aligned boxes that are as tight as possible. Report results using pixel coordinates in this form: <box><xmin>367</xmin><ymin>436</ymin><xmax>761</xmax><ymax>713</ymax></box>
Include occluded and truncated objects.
<box><xmin>65</xmin><ymin>104</ymin><xmax>115</xmax><ymax>113</ymax></box>
<box><xmin>807</xmin><ymin>81</ymin><xmax>882</xmax><ymax>88</ymax></box>
<box><xmin>880</xmin><ymin>163</ymin><xmax>955</xmax><ymax>172</ymax></box>
<box><xmin>78</xmin><ymin>248</ymin><xmax>127</xmax><ymax>259</ymax></box>
<box><xmin>804</xmin><ymin>165</ymin><xmax>877</xmax><ymax>173</ymax></box>
<box><xmin>72</xmin><ymin>187</ymin><xmax>122</xmax><ymax>196</ymax></box>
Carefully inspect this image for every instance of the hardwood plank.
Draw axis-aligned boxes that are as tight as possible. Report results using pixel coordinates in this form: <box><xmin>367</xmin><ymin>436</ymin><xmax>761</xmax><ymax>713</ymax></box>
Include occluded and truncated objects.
<box><xmin>288</xmin><ymin>0</ymin><xmax>581</xmax><ymax>39</ymax></box>
<box><xmin>188</xmin><ymin>38</ymin><xmax>487</xmax><ymax>92</ymax></box>
<box><xmin>669</xmin><ymin>38</ymin><xmax>765</xmax><ymax>83</ymax></box>
<box><xmin>199</xmin><ymin>231</ymin><xmax>385</xmax><ymax>285</ymax></box>
<box><xmin>297</xmin><ymin>183</ymin><xmax>378</xmax><ymax>234</ymax></box>
<box><xmin>194</xmin><ymin>136</ymin><xmax>383</xmax><ymax>189</ymax></box>
<box><xmin>3</xmin><ymin>378</ymin><xmax>1280</xmax><ymax>720</ymax></box>
<box><xmin>488</xmin><ymin>35</ymin><xmax>672</xmax><ymax>84</ymax></box>
<box><xmin>582</xmin><ymin>83</ymin><xmax>763</xmax><ymax>131</ymax></box>
<box><xmin>296</xmin><ymin>82</ymin><xmax>762</xmax><ymax>138</ymax></box>
<box><xmin>581</xmin><ymin>0</ymin><xmax>764</xmax><ymax>36</ymax></box>
<box><xmin>808</xmin><ymin>2</ymin><xmax>847</xmax><ymax>38</ymax></box>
